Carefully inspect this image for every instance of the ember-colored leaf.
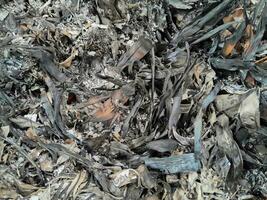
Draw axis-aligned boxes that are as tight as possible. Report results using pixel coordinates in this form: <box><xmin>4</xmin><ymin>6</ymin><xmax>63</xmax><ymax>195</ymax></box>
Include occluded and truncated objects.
<box><xmin>93</xmin><ymin>99</ymin><xmax>116</xmax><ymax>122</ymax></box>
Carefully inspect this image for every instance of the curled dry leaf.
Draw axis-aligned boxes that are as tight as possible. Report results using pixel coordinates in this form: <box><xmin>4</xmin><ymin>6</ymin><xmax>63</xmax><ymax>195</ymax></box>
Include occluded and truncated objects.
<box><xmin>60</xmin><ymin>48</ymin><xmax>78</xmax><ymax>68</ymax></box>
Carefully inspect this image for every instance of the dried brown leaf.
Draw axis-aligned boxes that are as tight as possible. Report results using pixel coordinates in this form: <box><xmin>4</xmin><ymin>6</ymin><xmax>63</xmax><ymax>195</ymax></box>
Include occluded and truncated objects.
<box><xmin>223</xmin><ymin>41</ymin><xmax>236</xmax><ymax>56</ymax></box>
<box><xmin>89</xmin><ymin>86</ymin><xmax>133</xmax><ymax>122</ymax></box>
<box><xmin>93</xmin><ymin>99</ymin><xmax>116</xmax><ymax>121</ymax></box>
<box><xmin>60</xmin><ymin>48</ymin><xmax>78</xmax><ymax>68</ymax></box>
<box><xmin>25</xmin><ymin>128</ymin><xmax>38</xmax><ymax>141</ymax></box>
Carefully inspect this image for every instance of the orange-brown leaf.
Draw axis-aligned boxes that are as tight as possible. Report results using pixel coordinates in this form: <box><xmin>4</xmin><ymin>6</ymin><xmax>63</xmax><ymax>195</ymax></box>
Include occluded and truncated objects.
<box><xmin>93</xmin><ymin>99</ymin><xmax>116</xmax><ymax>121</ymax></box>
<box><xmin>243</xmin><ymin>24</ymin><xmax>254</xmax><ymax>54</ymax></box>
<box><xmin>60</xmin><ymin>49</ymin><xmax>78</xmax><ymax>68</ymax></box>
<box><xmin>223</xmin><ymin>42</ymin><xmax>236</xmax><ymax>56</ymax></box>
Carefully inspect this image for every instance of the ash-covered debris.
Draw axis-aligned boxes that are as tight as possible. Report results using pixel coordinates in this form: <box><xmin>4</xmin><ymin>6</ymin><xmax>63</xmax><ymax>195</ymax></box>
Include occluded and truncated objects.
<box><xmin>0</xmin><ymin>0</ymin><xmax>267</xmax><ymax>199</ymax></box>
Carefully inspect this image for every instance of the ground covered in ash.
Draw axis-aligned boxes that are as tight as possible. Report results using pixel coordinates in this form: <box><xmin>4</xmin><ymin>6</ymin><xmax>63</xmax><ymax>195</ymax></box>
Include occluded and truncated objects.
<box><xmin>0</xmin><ymin>0</ymin><xmax>267</xmax><ymax>199</ymax></box>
